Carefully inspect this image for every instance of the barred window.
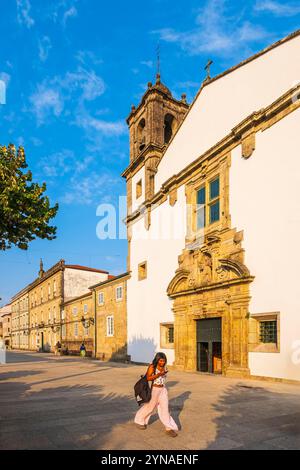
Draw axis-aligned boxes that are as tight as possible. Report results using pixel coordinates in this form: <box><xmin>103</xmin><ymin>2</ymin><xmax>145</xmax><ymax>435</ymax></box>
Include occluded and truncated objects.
<box><xmin>98</xmin><ymin>292</ymin><xmax>104</xmax><ymax>305</ymax></box>
<box><xmin>260</xmin><ymin>320</ymin><xmax>277</xmax><ymax>344</ymax></box>
<box><xmin>106</xmin><ymin>316</ymin><xmax>114</xmax><ymax>337</ymax></box>
<box><xmin>167</xmin><ymin>326</ymin><xmax>174</xmax><ymax>344</ymax></box>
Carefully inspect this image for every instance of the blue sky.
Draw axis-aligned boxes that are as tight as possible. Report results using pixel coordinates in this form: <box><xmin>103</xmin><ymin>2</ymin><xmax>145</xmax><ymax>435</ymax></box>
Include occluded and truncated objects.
<box><xmin>0</xmin><ymin>0</ymin><xmax>300</xmax><ymax>305</ymax></box>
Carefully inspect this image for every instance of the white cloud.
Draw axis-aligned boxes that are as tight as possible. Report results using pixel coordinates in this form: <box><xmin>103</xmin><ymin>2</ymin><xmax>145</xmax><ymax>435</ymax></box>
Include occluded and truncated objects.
<box><xmin>61</xmin><ymin>172</ymin><xmax>120</xmax><ymax>205</ymax></box>
<box><xmin>76</xmin><ymin>50</ymin><xmax>103</xmax><ymax>66</ymax></box>
<box><xmin>60</xmin><ymin>68</ymin><xmax>106</xmax><ymax>101</ymax></box>
<box><xmin>30</xmin><ymin>137</ymin><xmax>43</xmax><ymax>146</ymax></box>
<box><xmin>63</xmin><ymin>5</ymin><xmax>77</xmax><ymax>25</ymax></box>
<box><xmin>254</xmin><ymin>0</ymin><xmax>300</xmax><ymax>16</ymax></box>
<box><xmin>16</xmin><ymin>0</ymin><xmax>34</xmax><ymax>28</ymax></box>
<box><xmin>39</xmin><ymin>149</ymin><xmax>94</xmax><ymax>180</ymax></box>
<box><xmin>38</xmin><ymin>36</ymin><xmax>52</xmax><ymax>62</ymax></box>
<box><xmin>29</xmin><ymin>67</ymin><xmax>106</xmax><ymax>124</ymax></box>
<box><xmin>29</xmin><ymin>83</ymin><xmax>63</xmax><ymax>125</ymax></box>
<box><xmin>77</xmin><ymin>113</ymin><xmax>126</xmax><ymax>136</ymax></box>
<box><xmin>0</xmin><ymin>72</ymin><xmax>11</xmax><ymax>86</ymax></box>
<box><xmin>50</xmin><ymin>1</ymin><xmax>78</xmax><ymax>26</ymax></box>
<box><xmin>153</xmin><ymin>0</ymin><xmax>270</xmax><ymax>58</ymax></box>
<box><xmin>140</xmin><ymin>60</ymin><xmax>154</xmax><ymax>68</ymax></box>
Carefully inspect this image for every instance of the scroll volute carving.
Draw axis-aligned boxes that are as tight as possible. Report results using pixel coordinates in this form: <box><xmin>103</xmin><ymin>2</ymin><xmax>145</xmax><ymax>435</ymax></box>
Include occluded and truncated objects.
<box><xmin>242</xmin><ymin>132</ymin><xmax>255</xmax><ymax>159</ymax></box>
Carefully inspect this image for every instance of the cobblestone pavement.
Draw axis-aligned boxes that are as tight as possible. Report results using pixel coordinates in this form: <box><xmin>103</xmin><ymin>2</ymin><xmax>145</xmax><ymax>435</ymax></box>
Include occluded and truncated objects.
<box><xmin>1</xmin><ymin>351</ymin><xmax>300</xmax><ymax>450</ymax></box>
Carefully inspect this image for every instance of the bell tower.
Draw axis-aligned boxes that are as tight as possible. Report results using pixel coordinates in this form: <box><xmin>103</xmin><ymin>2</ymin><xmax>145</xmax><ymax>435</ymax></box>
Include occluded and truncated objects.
<box><xmin>123</xmin><ymin>73</ymin><xmax>189</xmax><ymax>207</ymax></box>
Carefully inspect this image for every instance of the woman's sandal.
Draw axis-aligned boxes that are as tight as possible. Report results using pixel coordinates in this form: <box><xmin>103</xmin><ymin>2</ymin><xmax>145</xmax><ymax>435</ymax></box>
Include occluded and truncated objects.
<box><xmin>165</xmin><ymin>429</ymin><xmax>177</xmax><ymax>437</ymax></box>
<box><xmin>135</xmin><ymin>424</ymin><xmax>147</xmax><ymax>430</ymax></box>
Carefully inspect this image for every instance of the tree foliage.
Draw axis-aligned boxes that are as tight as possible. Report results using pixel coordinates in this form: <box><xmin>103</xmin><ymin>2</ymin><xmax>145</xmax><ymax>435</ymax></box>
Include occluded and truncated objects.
<box><xmin>0</xmin><ymin>144</ymin><xmax>59</xmax><ymax>250</ymax></box>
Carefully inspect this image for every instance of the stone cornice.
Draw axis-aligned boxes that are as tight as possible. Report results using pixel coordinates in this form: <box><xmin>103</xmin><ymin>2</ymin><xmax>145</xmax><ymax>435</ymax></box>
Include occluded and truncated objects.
<box><xmin>28</xmin><ymin>260</ymin><xmax>65</xmax><ymax>293</ymax></box>
<box><xmin>121</xmin><ymin>143</ymin><xmax>166</xmax><ymax>179</ymax></box>
<box><xmin>168</xmin><ymin>276</ymin><xmax>255</xmax><ymax>299</ymax></box>
<box><xmin>10</xmin><ymin>260</ymin><xmax>65</xmax><ymax>302</ymax></box>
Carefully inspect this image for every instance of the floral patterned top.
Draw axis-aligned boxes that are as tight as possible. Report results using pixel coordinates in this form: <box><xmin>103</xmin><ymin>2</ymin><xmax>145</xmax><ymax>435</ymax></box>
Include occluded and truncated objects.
<box><xmin>153</xmin><ymin>367</ymin><xmax>167</xmax><ymax>386</ymax></box>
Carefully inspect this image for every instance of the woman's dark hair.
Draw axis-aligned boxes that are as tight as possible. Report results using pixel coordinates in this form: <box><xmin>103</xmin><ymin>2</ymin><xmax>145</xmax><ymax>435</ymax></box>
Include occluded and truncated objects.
<box><xmin>152</xmin><ymin>352</ymin><xmax>167</xmax><ymax>368</ymax></box>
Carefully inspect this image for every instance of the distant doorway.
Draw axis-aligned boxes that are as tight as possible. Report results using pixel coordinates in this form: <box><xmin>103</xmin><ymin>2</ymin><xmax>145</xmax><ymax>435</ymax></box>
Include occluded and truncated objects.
<box><xmin>41</xmin><ymin>332</ymin><xmax>44</xmax><ymax>352</ymax></box>
<box><xmin>196</xmin><ymin>318</ymin><xmax>222</xmax><ymax>374</ymax></box>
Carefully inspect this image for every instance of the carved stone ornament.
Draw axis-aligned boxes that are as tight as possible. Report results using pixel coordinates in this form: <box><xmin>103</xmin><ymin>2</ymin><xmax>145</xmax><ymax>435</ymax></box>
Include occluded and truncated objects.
<box><xmin>242</xmin><ymin>133</ymin><xmax>255</xmax><ymax>159</ymax></box>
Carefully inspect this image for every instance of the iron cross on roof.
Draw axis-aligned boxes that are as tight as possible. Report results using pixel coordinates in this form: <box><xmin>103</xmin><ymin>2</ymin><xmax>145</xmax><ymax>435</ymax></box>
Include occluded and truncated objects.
<box><xmin>205</xmin><ymin>59</ymin><xmax>213</xmax><ymax>80</ymax></box>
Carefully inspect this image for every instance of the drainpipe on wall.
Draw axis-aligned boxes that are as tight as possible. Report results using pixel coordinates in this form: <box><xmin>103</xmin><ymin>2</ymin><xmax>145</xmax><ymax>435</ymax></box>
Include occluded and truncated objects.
<box><xmin>93</xmin><ymin>289</ymin><xmax>97</xmax><ymax>359</ymax></box>
<box><xmin>60</xmin><ymin>264</ymin><xmax>65</xmax><ymax>344</ymax></box>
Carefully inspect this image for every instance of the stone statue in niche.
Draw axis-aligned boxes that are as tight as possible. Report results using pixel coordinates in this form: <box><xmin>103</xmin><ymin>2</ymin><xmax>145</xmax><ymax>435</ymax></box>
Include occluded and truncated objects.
<box><xmin>198</xmin><ymin>253</ymin><xmax>213</xmax><ymax>285</ymax></box>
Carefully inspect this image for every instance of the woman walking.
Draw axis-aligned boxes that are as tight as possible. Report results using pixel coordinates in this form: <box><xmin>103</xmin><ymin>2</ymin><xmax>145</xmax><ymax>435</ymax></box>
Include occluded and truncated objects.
<box><xmin>79</xmin><ymin>342</ymin><xmax>86</xmax><ymax>358</ymax></box>
<box><xmin>134</xmin><ymin>352</ymin><xmax>178</xmax><ymax>437</ymax></box>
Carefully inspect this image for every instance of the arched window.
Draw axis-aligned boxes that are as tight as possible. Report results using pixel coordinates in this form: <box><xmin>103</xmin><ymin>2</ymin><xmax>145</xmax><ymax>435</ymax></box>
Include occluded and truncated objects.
<box><xmin>137</xmin><ymin>118</ymin><xmax>146</xmax><ymax>151</ymax></box>
<box><xmin>164</xmin><ymin>114</ymin><xmax>176</xmax><ymax>144</ymax></box>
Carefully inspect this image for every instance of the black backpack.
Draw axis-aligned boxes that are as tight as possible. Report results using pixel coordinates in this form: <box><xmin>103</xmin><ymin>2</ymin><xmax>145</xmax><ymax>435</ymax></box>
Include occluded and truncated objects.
<box><xmin>134</xmin><ymin>373</ymin><xmax>153</xmax><ymax>406</ymax></box>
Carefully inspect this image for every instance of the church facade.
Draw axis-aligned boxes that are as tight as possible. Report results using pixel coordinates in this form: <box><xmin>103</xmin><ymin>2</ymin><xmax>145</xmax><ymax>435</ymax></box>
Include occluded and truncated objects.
<box><xmin>123</xmin><ymin>30</ymin><xmax>300</xmax><ymax>381</ymax></box>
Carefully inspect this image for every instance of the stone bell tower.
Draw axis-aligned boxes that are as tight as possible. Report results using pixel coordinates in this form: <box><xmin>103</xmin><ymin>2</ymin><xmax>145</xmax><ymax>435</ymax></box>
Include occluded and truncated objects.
<box><xmin>123</xmin><ymin>73</ymin><xmax>189</xmax><ymax>208</ymax></box>
<box><xmin>122</xmin><ymin>73</ymin><xmax>189</xmax><ymax>273</ymax></box>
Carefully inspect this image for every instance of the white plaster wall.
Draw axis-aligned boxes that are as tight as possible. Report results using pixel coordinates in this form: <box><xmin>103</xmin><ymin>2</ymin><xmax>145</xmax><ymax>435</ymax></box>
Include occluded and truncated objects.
<box><xmin>64</xmin><ymin>269</ymin><xmax>108</xmax><ymax>302</ymax></box>
<box><xmin>131</xmin><ymin>166</ymin><xmax>145</xmax><ymax>213</ymax></box>
<box><xmin>230</xmin><ymin>107</ymin><xmax>300</xmax><ymax>380</ymax></box>
<box><xmin>156</xmin><ymin>35</ymin><xmax>300</xmax><ymax>191</ymax></box>
<box><xmin>127</xmin><ymin>185</ymin><xmax>187</xmax><ymax>364</ymax></box>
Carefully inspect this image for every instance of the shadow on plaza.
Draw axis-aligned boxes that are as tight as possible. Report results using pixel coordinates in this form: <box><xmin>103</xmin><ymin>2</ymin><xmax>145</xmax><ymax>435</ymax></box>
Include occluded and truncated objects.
<box><xmin>5</xmin><ymin>350</ymin><xmax>79</xmax><ymax>364</ymax></box>
<box><xmin>0</xmin><ymin>366</ymin><xmax>190</xmax><ymax>450</ymax></box>
<box><xmin>0</xmin><ymin>375</ymin><xmax>140</xmax><ymax>450</ymax></box>
<box><xmin>205</xmin><ymin>382</ymin><xmax>300</xmax><ymax>450</ymax></box>
<box><xmin>147</xmin><ymin>380</ymin><xmax>190</xmax><ymax>431</ymax></box>
<box><xmin>0</xmin><ymin>369</ymin><xmax>42</xmax><ymax>381</ymax></box>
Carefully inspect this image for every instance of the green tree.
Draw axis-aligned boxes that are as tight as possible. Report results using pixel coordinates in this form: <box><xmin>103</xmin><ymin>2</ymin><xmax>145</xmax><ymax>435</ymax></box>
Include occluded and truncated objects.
<box><xmin>0</xmin><ymin>144</ymin><xmax>58</xmax><ymax>250</ymax></box>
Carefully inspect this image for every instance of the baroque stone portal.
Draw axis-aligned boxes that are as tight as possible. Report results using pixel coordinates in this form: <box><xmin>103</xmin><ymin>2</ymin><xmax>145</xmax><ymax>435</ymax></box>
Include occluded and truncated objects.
<box><xmin>167</xmin><ymin>227</ymin><xmax>254</xmax><ymax>377</ymax></box>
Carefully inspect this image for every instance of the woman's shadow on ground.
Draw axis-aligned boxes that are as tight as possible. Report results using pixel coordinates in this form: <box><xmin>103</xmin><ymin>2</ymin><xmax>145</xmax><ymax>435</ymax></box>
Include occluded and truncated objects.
<box><xmin>148</xmin><ymin>381</ymin><xmax>191</xmax><ymax>431</ymax></box>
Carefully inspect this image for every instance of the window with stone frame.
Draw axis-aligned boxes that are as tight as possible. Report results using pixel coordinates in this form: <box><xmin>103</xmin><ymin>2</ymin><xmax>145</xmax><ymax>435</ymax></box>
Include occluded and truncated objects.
<box><xmin>160</xmin><ymin>323</ymin><xmax>175</xmax><ymax>349</ymax></box>
<box><xmin>249</xmin><ymin>312</ymin><xmax>280</xmax><ymax>353</ymax></box>
<box><xmin>196</xmin><ymin>176</ymin><xmax>220</xmax><ymax>230</ymax></box>
<box><xmin>138</xmin><ymin>261</ymin><xmax>147</xmax><ymax>281</ymax></box>
<box><xmin>83</xmin><ymin>303</ymin><xmax>88</xmax><ymax>314</ymax></box>
<box><xmin>116</xmin><ymin>285</ymin><xmax>123</xmax><ymax>301</ymax></box>
<box><xmin>136</xmin><ymin>179</ymin><xmax>142</xmax><ymax>199</ymax></box>
<box><xmin>98</xmin><ymin>292</ymin><xmax>104</xmax><ymax>305</ymax></box>
<box><xmin>74</xmin><ymin>322</ymin><xmax>78</xmax><ymax>337</ymax></box>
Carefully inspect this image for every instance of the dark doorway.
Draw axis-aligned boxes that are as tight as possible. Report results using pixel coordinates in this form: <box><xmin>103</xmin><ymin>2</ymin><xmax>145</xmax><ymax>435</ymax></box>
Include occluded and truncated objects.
<box><xmin>41</xmin><ymin>332</ymin><xmax>44</xmax><ymax>352</ymax></box>
<box><xmin>196</xmin><ymin>318</ymin><xmax>222</xmax><ymax>374</ymax></box>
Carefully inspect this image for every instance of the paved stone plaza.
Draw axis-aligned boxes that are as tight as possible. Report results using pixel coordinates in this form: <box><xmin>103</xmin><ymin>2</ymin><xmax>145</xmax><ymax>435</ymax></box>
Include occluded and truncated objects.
<box><xmin>1</xmin><ymin>351</ymin><xmax>300</xmax><ymax>450</ymax></box>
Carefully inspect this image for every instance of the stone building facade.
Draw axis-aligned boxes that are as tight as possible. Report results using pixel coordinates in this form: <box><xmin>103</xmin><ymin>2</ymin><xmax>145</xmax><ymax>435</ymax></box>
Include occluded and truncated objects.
<box><xmin>123</xmin><ymin>30</ymin><xmax>300</xmax><ymax>382</ymax></box>
<box><xmin>62</xmin><ymin>292</ymin><xmax>94</xmax><ymax>355</ymax></box>
<box><xmin>0</xmin><ymin>304</ymin><xmax>11</xmax><ymax>347</ymax></box>
<box><xmin>90</xmin><ymin>272</ymin><xmax>130</xmax><ymax>362</ymax></box>
<box><xmin>10</xmin><ymin>259</ymin><xmax>109</xmax><ymax>353</ymax></box>
<box><xmin>11</xmin><ymin>289</ymin><xmax>30</xmax><ymax>350</ymax></box>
